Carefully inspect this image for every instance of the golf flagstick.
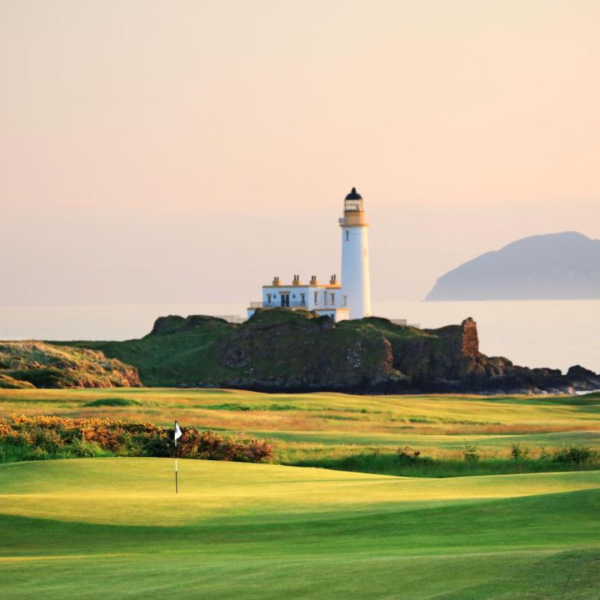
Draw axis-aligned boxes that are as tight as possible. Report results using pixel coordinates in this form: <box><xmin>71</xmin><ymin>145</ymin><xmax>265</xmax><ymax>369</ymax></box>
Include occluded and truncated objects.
<box><xmin>174</xmin><ymin>420</ymin><xmax>182</xmax><ymax>493</ymax></box>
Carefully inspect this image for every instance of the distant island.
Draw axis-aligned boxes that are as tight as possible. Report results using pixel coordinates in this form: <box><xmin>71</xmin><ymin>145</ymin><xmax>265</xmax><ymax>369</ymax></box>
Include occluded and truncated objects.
<box><xmin>426</xmin><ymin>231</ymin><xmax>600</xmax><ymax>301</ymax></box>
<box><xmin>1</xmin><ymin>310</ymin><xmax>599</xmax><ymax>395</ymax></box>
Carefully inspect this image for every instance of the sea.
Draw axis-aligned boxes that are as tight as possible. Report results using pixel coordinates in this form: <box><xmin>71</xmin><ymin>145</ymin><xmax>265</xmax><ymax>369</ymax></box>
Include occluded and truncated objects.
<box><xmin>0</xmin><ymin>300</ymin><xmax>598</xmax><ymax>374</ymax></box>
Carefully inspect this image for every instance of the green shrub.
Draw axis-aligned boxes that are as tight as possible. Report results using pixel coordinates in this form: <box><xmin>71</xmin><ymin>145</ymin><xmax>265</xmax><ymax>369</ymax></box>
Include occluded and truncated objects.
<box><xmin>397</xmin><ymin>446</ymin><xmax>422</xmax><ymax>464</ymax></box>
<box><xmin>29</xmin><ymin>447</ymin><xmax>51</xmax><ymax>460</ymax></box>
<box><xmin>143</xmin><ymin>433</ymin><xmax>173</xmax><ymax>458</ymax></box>
<box><xmin>0</xmin><ymin>443</ymin><xmax>32</xmax><ymax>463</ymax></box>
<box><xmin>510</xmin><ymin>443</ymin><xmax>531</xmax><ymax>461</ymax></box>
<box><xmin>553</xmin><ymin>445</ymin><xmax>600</xmax><ymax>465</ymax></box>
<box><xmin>69</xmin><ymin>437</ymin><xmax>105</xmax><ymax>458</ymax></box>
<box><xmin>539</xmin><ymin>447</ymin><xmax>551</xmax><ymax>461</ymax></box>
<box><xmin>34</xmin><ymin>429</ymin><xmax>64</xmax><ymax>453</ymax></box>
<box><xmin>462</xmin><ymin>442</ymin><xmax>480</xmax><ymax>462</ymax></box>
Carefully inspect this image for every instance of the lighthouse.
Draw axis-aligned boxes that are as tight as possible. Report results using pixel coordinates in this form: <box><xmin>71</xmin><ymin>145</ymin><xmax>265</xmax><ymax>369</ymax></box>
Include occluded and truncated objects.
<box><xmin>246</xmin><ymin>187</ymin><xmax>372</xmax><ymax>323</ymax></box>
<box><xmin>340</xmin><ymin>187</ymin><xmax>372</xmax><ymax>319</ymax></box>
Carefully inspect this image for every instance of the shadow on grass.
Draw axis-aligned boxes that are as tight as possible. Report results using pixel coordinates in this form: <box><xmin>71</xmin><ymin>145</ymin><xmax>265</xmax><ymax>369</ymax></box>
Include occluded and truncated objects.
<box><xmin>289</xmin><ymin>452</ymin><xmax>600</xmax><ymax>478</ymax></box>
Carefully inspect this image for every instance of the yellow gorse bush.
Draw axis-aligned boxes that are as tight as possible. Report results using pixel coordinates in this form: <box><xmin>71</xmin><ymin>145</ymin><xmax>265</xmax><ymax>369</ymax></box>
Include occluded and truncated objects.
<box><xmin>0</xmin><ymin>415</ymin><xmax>274</xmax><ymax>463</ymax></box>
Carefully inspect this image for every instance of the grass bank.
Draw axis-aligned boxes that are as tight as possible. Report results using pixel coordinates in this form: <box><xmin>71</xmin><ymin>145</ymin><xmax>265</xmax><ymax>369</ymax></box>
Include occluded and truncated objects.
<box><xmin>289</xmin><ymin>449</ymin><xmax>600</xmax><ymax>478</ymax></box>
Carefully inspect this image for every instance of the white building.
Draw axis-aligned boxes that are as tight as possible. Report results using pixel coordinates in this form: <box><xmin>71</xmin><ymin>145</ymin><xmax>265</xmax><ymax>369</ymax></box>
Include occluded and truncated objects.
<box><xmin>247</xmin><ymin>188</ymin><xmax>372</xmax><ymax>322</ymax></box>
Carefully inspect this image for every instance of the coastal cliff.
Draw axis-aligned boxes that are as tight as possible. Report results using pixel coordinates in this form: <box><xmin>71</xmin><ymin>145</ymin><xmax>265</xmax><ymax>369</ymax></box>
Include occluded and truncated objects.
<box><xmin>61</xmin><ymin>309</ymin><xmax>600</xmax><ymax>395</ymax></box>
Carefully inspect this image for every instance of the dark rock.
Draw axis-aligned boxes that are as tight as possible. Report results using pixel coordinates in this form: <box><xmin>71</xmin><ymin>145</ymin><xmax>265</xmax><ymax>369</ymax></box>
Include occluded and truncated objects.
<box><xmin>567</xmin><ymin>365</ymin><xmax>598</xmax><ymax>379</ymax></box>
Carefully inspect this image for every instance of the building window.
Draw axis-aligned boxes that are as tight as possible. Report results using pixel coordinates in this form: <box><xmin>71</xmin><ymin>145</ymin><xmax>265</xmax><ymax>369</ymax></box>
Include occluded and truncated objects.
<box><xmin>343</xmin><ymin>295</ymin><xmax>347</xmax><ymax>307</ymax></box>
<box><xmin>345</xmin><ymin>230</ymin><xmax>350</xmax><ymax>241</ymax></box>
<box><xmin>267</xmin><ymin>294</ymin><xmax>272</xmax><ymax>304</ymax></box>
<box><xmin>300</xmin><ymin>293</ymin><xmax>305</xmax><ymax>306</ymax></box>
<box><xmin>330</xmin><ymin>293</ymin><xmax>335</xmax><ymax>304</ymax></box>
<box><xmin>314</xmin><ymin>292</ymin><xmax>318</xmax><ymax>304</ymax></box>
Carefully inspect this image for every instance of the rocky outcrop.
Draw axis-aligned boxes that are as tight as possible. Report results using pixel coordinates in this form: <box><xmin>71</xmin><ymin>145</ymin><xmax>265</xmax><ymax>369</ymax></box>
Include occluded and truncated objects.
<box><xmin>69</xmin><ymin>309</ymin><xmax>600</xmax><ymax>395</ymax></box>
<box><xmin>0</xmin><ymin>341</ymin><xmax>142</xmax><ymax>389</ymax></box>
<box><xmin>461</xmin><ymin>318</ymin><xmax>479</xmax><ymax>357</ymax></box>
<box><xmin>212</xmin><ymin>310</ymin><xmax>397</xmax><ymax>391</ymax></box>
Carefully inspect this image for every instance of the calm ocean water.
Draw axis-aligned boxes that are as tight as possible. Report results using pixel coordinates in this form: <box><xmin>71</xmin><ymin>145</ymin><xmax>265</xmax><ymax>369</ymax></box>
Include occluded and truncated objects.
<box><xmin>0</xmin><ymin>300</ymin><xmax>598</xmax><ymax>373</ymax></box>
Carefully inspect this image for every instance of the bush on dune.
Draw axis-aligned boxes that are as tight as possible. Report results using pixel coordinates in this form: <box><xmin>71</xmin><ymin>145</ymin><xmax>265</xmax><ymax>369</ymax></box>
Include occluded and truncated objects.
<box><xmin>553</xmin><ymin>445</ymin><xmax>599</xmax><ymax>465</ymax></box>
<box><xmin>0</xmin><ymin>415</ymin><xmax>274</xmax><ymax>464</ymax></box>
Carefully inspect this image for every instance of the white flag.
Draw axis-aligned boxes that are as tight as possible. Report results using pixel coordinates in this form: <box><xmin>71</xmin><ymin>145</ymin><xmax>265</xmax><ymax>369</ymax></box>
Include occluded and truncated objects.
<box><xmin>174</xmin><ymin>421</ymin><xmax>182</xmax><ymax>442</ymax></box>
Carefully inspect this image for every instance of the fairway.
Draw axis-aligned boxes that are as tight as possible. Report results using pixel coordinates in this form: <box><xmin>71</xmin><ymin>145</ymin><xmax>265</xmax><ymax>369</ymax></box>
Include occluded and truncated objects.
<box><xmin>2</xmin><ymin>458</ymin><xmax>600</xmax><ymax>598</ymax></box>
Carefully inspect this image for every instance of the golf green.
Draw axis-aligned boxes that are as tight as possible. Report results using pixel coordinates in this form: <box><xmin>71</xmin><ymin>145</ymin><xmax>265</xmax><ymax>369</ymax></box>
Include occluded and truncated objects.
<box><xmin>1</xmin><ymin>458</ymin><xmax>600</xmax><ymax>598</ymax></box>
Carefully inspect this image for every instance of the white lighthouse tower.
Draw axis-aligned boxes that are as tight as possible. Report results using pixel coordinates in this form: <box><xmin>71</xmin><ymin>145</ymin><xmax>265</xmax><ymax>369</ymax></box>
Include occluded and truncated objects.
<box><xmin>340</xmin><ymin>187</ymin><xmax>372</xmax><ymax>319</ymax></box>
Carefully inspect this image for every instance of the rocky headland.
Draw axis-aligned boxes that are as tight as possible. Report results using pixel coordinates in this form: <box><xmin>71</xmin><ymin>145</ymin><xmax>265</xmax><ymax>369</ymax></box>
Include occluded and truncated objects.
<box><xmin>38</xmin><ymin>309</ymin><xmax>600</xmax><ymax>395</ymax></box>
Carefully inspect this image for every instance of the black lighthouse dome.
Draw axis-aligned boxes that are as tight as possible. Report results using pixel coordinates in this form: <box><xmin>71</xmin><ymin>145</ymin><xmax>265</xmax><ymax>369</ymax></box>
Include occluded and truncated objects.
<box><xmin>345</xmin><ymin>187</ymin><xmax>362</xmax><ymax>200</ymax></box>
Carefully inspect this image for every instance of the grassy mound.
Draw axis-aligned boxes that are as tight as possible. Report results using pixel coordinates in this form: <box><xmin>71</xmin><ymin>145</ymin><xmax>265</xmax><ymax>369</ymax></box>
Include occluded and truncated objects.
<box><xmin>84</xmin><ymin>398</ymin><xmax>141</xmax><ymax>407</ymax></box>
<box><xmin>1</xmin><ymin>458</ymin><xmax>600</xmax><ymax>598</ymax></box>
<box><xmin>0</xmin><ymin>341</ymin><xmax>141</xmax><ymax>389</ymax></box>
<box><xmin>0</xmin><ymin>374</ymin><xmax>35</xmax><ymax>389</ymax></box>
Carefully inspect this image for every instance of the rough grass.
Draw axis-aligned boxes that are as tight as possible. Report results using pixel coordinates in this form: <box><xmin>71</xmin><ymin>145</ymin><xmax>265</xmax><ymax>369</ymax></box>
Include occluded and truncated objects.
<box><xmin>0</xmin><ymin>342</ymin><xmax>141</xmax><ymax>388</ymax></box>
<box><xmin>2</xmin><ymin>387</ymin><xmax>600</xmax><ymax>478</ymax></box>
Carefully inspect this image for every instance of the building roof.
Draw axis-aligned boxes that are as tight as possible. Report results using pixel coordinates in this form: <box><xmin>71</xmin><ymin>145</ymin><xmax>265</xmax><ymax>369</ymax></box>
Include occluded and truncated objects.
<box><xmin>345</xmin><ymin>187</ymin><xmax>362</xmax><ymax>200</ymax></box>
<box><xmin>262</xmin><ymin>283</ymin><xmax>341</xmax><ymax>289</ymax></box>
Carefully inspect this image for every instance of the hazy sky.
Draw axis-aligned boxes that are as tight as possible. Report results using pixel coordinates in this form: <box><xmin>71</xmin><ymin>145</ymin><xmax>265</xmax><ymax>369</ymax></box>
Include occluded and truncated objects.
<box><xmin>1</xmin><ymin>0</ymin><xmax>599</xmax><ymax>306</ymax></box>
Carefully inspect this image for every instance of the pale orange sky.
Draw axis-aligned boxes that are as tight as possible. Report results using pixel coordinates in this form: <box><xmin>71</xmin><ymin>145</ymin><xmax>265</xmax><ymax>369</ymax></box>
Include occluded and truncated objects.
<box><xmin>1</xmin><ymin>0</ymin><xmax>599</xmax><ymax>305</ymax></box>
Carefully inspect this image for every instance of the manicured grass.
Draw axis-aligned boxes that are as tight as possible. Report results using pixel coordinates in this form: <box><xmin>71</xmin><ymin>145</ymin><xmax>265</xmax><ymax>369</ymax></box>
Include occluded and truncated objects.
<box><xmin>2</xmin><ymin>389</ymin><xmax>600</xmax><ymax>596</ymax></box>
<box><xmin>1</xmin><ymin>458</ymin><xmax>600</xmax><ymax>598</ymax></box>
